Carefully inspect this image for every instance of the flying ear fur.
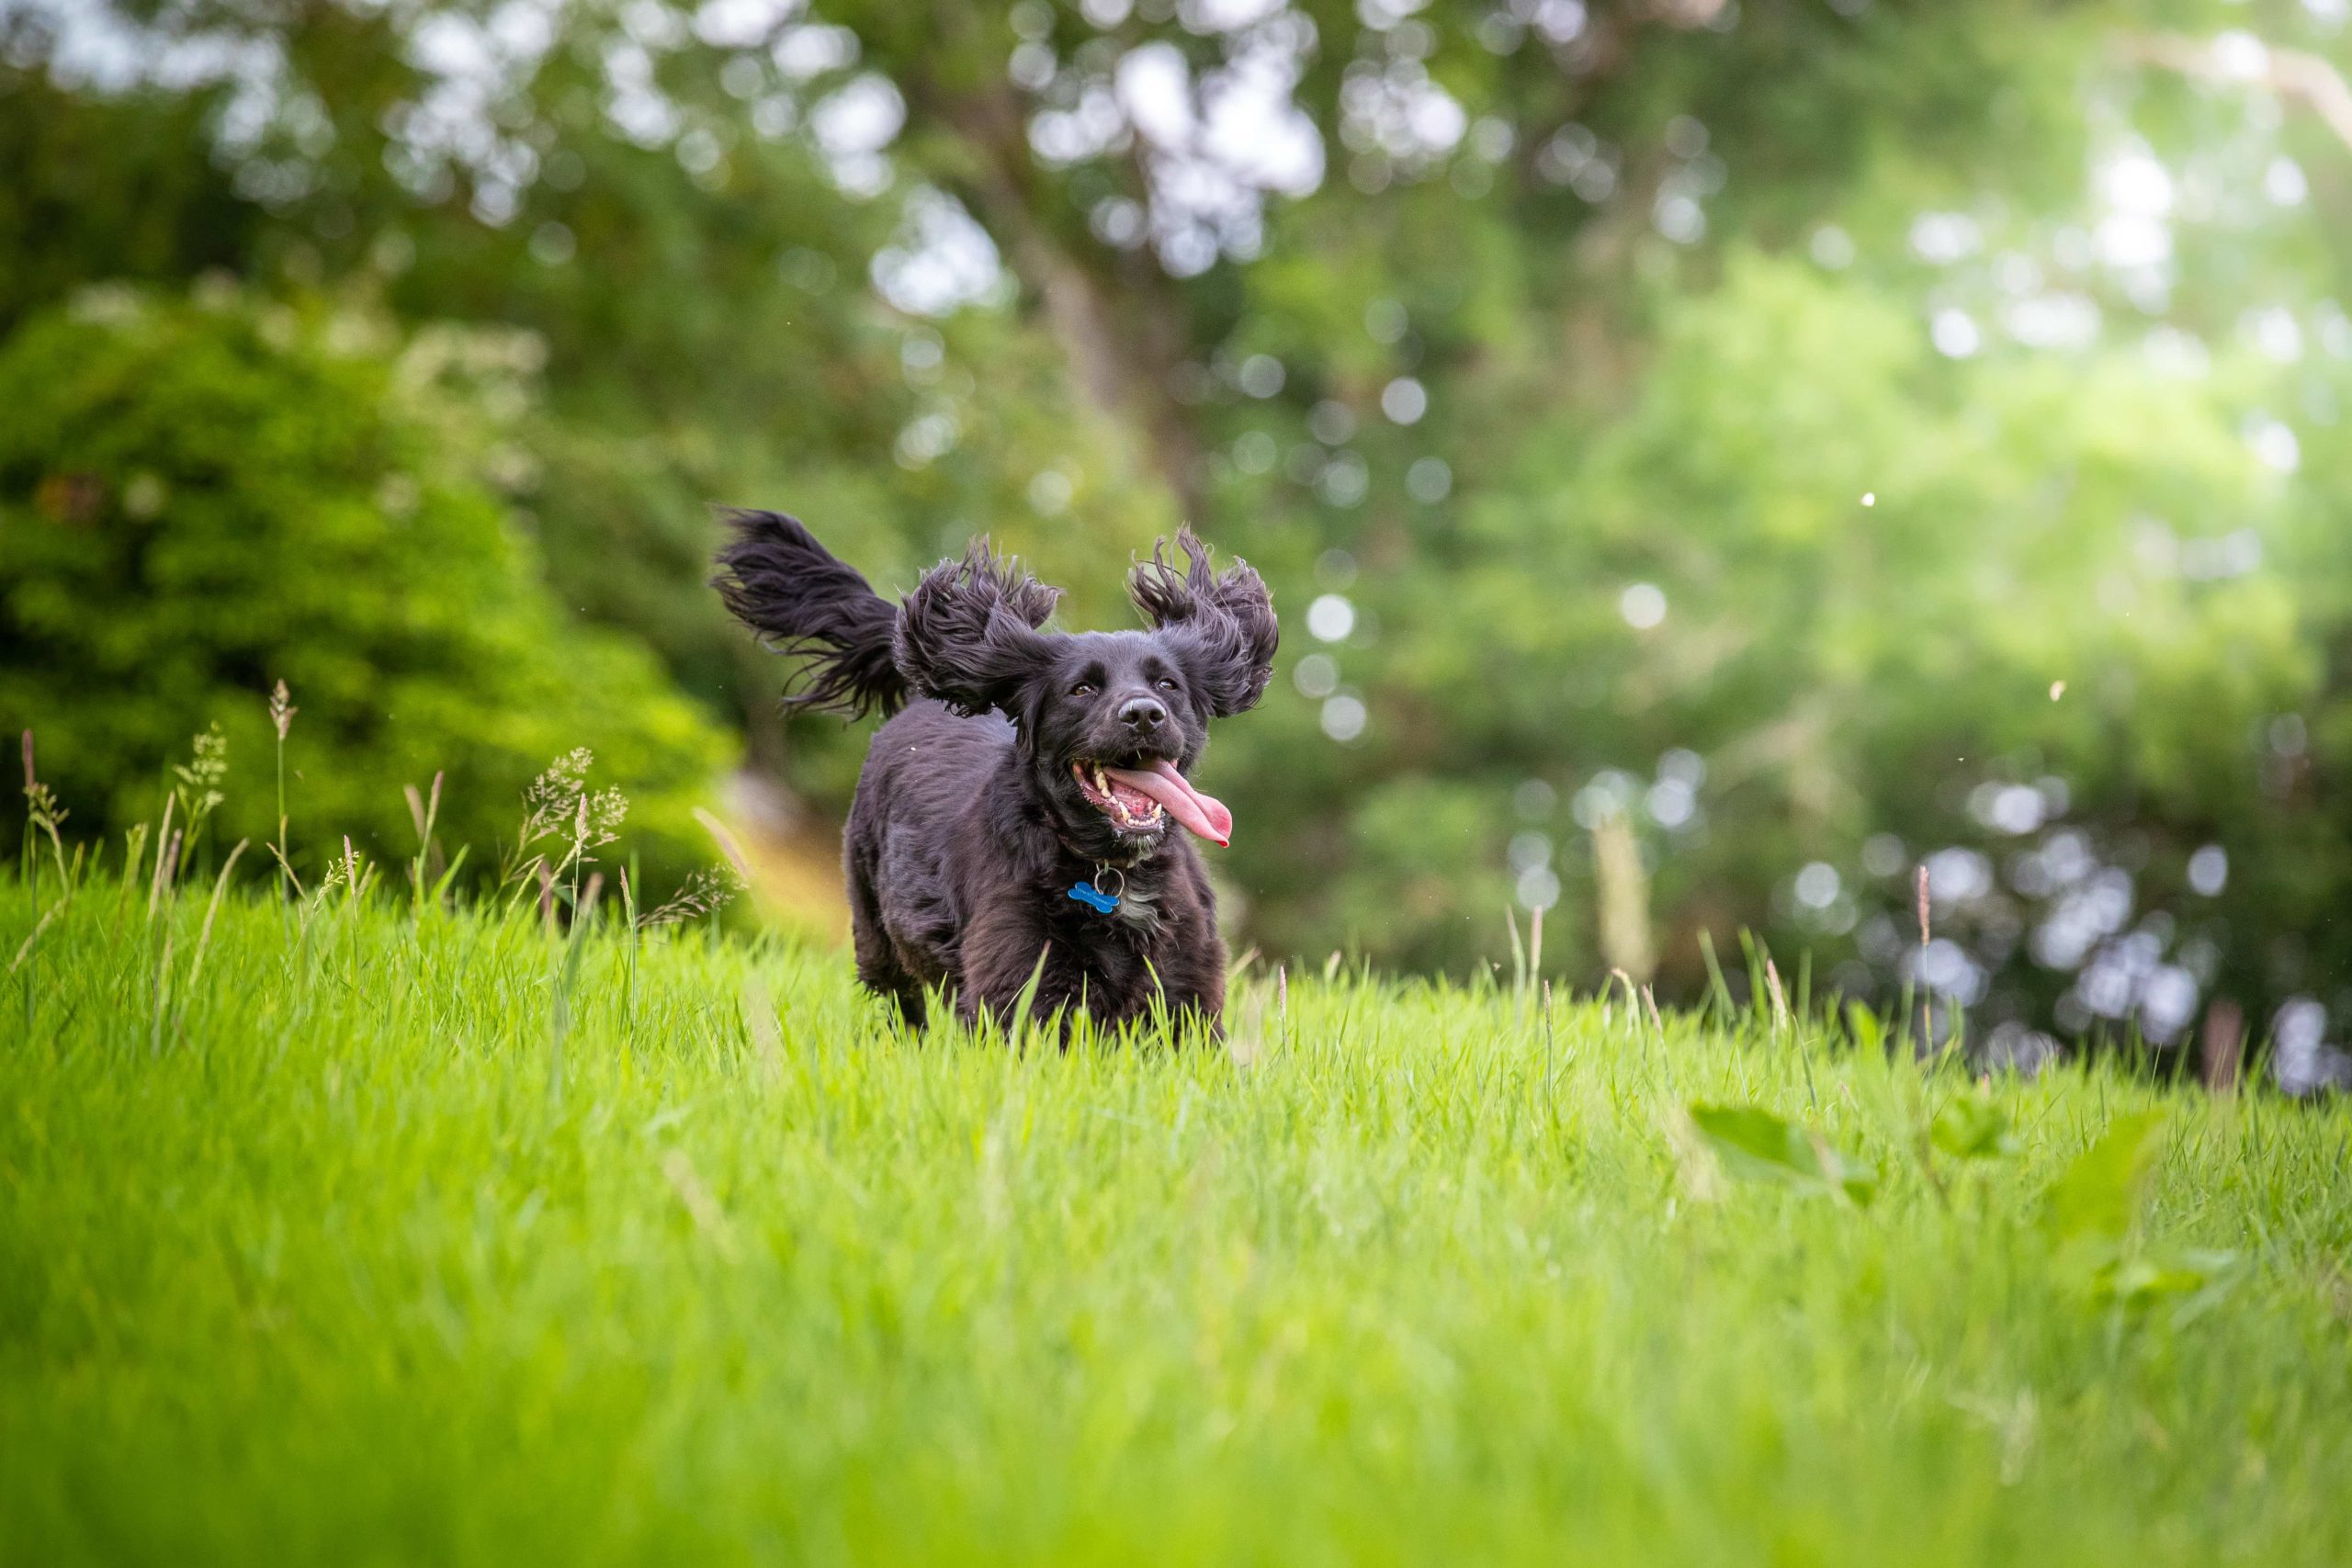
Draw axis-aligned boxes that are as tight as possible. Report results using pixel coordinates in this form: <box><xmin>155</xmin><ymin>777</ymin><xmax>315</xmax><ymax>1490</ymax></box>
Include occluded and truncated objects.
<box><xmin>893</xmin><ymin>539</ymin><xmax>1062</xmax><ymax>719</ymax></box>
<box><xmin>1127</xmin><ymin>528</ymin><xmax>1279</xmax><ymax>717</ymax></box>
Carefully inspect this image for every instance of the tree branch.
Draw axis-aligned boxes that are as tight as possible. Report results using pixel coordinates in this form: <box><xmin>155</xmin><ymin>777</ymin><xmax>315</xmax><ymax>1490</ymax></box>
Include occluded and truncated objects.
<box><xmin>2123</xmin><ymin>32</ymin><xmax>2352</xmax><ymax>157</ymax></box>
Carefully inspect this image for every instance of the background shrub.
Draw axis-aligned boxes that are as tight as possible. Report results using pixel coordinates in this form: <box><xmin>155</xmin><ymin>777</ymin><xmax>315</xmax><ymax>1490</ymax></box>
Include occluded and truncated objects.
<box><xmin>0</xmin><ymin>286</ymin><xmax>733</xmax><ymax>891</ymax></box>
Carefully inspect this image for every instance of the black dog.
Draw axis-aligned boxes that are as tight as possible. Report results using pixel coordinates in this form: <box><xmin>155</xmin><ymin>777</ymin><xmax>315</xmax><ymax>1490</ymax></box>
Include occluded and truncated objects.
<box><xmin>714</xmin><ymin>512</ymin><xmax>1276</xmax><ymax>1036</ymax></box>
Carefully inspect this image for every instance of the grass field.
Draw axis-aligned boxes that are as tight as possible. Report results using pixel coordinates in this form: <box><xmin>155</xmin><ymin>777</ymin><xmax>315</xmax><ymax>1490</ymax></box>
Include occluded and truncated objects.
<box><xmin>6</xmin><ymin>874</ymin><xmax>2351</xmax><ymax>1566</ymax></box>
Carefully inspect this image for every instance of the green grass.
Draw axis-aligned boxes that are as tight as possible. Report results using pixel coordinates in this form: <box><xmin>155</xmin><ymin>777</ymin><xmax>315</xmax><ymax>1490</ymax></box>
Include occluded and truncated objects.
<box><xmin>5</xmin><ymin>878</ymin><xmax>2350</xmax><ymax>1566</ymax></box>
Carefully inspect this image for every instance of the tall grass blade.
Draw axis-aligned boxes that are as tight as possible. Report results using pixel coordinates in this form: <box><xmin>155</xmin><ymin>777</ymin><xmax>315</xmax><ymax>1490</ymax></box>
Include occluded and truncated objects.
<box><xmin>185</xmin><ymin>839</ymin><xmax>250</xmax><ymax>995</ymax></box>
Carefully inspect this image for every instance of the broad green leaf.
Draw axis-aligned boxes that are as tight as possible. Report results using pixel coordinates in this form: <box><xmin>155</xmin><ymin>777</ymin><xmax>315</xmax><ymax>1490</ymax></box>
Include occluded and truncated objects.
<box><xmin>1689</xmin><ymin>1102</ymin><xmax>1875</xmax><ymax>1206</ymax></box>
<box><xmin>1930</xmin><ymin>1092</ymin><xmax>2018</xmax><ymax>1160</ymax></box>
<box><xmin>1690</xmin><ymin>1103</ymin><xmax>1815</xmax><ymax>1179</ymax></box>
<box><xmin>2094</xmin><ymin>1249</ymin><xmax>2242</xmax><ymax>1325</ymax></box>
<box><xmin>2044</xmin><ymin>1111</ymin><xmax>2169</xmax><ymax>1249</ymax></box>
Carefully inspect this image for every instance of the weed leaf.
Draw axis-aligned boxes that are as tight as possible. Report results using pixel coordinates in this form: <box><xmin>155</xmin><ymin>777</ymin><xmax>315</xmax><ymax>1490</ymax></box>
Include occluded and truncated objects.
<box><xmin>1689</xmin><ymin>1102</ymin><xmax>1875</xmax><ymax>1205</ymax></box>
<box><xmin>1931</xmin><ymin>1091</ymin><xmax>2019</xmax><ymax>1160</ymax></box>
<box><xmin>2044</xmin><ymin>1110</ymin><xmax>2167</xmax><ymax>1250</ymax></box>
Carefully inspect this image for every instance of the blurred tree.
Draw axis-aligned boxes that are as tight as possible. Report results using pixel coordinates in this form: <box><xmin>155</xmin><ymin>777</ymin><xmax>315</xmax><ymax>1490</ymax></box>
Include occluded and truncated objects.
<box><xmin>0</xmin><ymin>287</ymin><xmax>733</xmax><ymax>889</ymax></box>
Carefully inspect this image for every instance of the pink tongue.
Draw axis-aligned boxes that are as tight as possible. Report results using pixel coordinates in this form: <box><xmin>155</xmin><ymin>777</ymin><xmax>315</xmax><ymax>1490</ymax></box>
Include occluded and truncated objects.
<box><xmin>1103</xmin><ymin>759</ymin><xmax>1232</xmax><ymax>847</ymax></box>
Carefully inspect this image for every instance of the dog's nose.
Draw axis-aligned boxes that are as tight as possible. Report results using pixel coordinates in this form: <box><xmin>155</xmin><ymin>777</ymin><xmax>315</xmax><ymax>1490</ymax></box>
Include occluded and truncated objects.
<box><xmin>1118</xmin><ymin>695</ymin><xmax>1167</xmax><ymax>732</ymax></box>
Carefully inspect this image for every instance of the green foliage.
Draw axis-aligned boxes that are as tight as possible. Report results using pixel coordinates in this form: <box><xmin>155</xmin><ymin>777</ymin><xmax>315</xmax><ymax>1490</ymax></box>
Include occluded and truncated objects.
<box><xmin>1335</xmin><ymin>248</ymin><xmax>2330</xmax><ymax>988</ymax></box>
<box><xmin>2042</xmin><ymin>1108</ymin><xmax>2170</xmax><ymax>1257</ymax></box>
<box><xmin>1689</xmin><ymin>1100</ymin><xmax>1878</xmax><ymax>1203</ymax></box>
<box><xmin>8</xmin><ymin>882</ymin><xmax>2352</xmax><ymax>1562</ymax></box>
<box><xmin>1847</xmin><ymin>1000</ymin><xmax>1887</xmax><ymax>1056</ymax></box>
<box><xmin>0</xmin><ymin>288</ymin><xmax>732</xmax><ymax>889</ymax></box>
<box><xmin>2038</xmin><ymin>1108</ymin><xmax>2243</xmax><ymax>1322</ymax></box>
<box><xmin>1929</xmin><ymin>1089</ymin><xmax>2020</xmax><ymax>1161</ymax></box>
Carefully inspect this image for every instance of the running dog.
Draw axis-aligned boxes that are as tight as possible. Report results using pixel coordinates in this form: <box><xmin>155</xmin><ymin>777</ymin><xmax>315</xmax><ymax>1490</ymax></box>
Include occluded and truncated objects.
<box><xmin>714</xmin><ymin>512</ymin><xmax>1276</xmax><ymax>1035</ymax></box>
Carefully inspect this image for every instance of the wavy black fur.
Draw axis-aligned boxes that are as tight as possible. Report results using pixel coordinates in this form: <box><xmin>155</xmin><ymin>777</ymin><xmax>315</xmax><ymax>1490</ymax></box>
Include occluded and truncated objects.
<box><xmin>1127</xmin><ymin>528</ymin><xmax>1281</xmax><ymax>717</ymax></box>
<box><xmin>893</xmin><ymin>540</ymin><xmax>1063</xmax><ymax>718</ymax></box>
<box><xmin>710</xmin><ymin>510</ymin><xmax>909</xmax><ymax>720</ymax></box>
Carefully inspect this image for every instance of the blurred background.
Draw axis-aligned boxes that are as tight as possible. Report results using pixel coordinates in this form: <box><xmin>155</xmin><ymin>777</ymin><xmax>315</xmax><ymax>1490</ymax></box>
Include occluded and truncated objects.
<box><xmin>4</xmin><ymin>0</ymin><xmax>2350</xmax><ymax>1077</ymax></box>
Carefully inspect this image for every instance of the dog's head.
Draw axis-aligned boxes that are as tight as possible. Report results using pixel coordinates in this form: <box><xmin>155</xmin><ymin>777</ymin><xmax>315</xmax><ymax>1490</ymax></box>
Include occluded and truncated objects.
<box><xmin>894</xmin><ymin>529</ymin><xmax>1277</xmax><ymax>863</ymax></box>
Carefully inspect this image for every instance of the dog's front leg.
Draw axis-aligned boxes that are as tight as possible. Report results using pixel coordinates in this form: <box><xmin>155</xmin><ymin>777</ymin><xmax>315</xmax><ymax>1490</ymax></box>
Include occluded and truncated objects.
<box><xmin>1154</xmin><ymin>977</ymin><xmax>1226</xmax><ymax>1043</ymax></box>
<box><xmin>956</xmin><ymin>914</ymin><xmax>1085</xmax><ymax>1039</ymax></box>
<box><xmin>956</xmin><ymin>986</ymin><xmax>1086</xmax><ymax>1041</ymax></box>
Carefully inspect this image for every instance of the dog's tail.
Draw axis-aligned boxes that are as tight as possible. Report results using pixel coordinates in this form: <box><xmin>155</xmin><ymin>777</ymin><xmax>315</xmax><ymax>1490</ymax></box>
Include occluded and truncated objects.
<box><xmin>712</xmin><ymin>510</ymin><xmax>908</xmax><ymax>719</ymax></box>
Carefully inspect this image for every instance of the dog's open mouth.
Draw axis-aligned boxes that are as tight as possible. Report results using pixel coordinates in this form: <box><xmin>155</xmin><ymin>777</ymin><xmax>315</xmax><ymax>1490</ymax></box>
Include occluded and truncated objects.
<box><xmin>1071</xmin><ymin>757</ymin><xmax>1232</xmax><ymax>847</ymax></box>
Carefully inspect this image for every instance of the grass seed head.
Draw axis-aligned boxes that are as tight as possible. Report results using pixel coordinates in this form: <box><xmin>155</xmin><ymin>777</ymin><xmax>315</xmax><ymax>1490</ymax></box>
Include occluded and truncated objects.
<box><xmin>20</xmin><ymin>730</ymin><xmax>67</xmax><ymax>844</ymax></box>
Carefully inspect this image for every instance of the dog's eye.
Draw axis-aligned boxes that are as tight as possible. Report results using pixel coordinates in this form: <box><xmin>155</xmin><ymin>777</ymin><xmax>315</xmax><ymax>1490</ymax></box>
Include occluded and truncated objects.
<box><xmin>1069</xmin><ymin>682</ymin><xmax>1095</xmax><ymax>697</ymax></box>
<box><xmin>1157</xmin><ymin>678</ymin><xmax>1180</xmax><ymax>693</ymax></box>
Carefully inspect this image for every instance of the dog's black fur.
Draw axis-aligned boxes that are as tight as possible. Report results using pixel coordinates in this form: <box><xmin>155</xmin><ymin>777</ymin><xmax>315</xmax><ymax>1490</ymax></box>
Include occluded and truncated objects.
<box><xmin>714</xmin><ymin>512</ymin><xmax>1276</xmax><ymax>1035</ymax></box>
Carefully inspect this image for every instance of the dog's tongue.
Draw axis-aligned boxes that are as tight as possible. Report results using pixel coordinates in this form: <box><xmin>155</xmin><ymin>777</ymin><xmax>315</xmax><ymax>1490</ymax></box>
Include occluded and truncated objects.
<box><xmin>1104</xmin><ymin>759</ymin><xmax>1232</xmax><ymax>847</ymax></box>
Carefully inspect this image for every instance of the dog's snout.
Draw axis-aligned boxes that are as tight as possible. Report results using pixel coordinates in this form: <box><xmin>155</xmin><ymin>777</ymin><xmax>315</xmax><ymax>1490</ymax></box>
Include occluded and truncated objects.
<box><xmin>1118</xmin><ymin>695</ymin><xmax>1168</xmax><ymax>732</ymax></box>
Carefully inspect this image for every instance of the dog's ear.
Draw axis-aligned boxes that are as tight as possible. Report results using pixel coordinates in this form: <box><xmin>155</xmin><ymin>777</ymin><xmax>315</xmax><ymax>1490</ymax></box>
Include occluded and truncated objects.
<box><xmin>1128</xmin><ymin>528</ymin><xmax>1279</xmax><ymax>717</ymax></box>
<box><xmin>894</xmin><ymin>540</ymin><xmax>1062</xmax><ymax>719</ymax></box>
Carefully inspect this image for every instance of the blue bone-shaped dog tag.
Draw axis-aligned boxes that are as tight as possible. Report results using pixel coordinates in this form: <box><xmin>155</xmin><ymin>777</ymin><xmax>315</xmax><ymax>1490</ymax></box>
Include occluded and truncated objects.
<box><xmin>1067</xmin><ymin>881</ymin><xmax>1120</xmax><ymax>915</ymax></box>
